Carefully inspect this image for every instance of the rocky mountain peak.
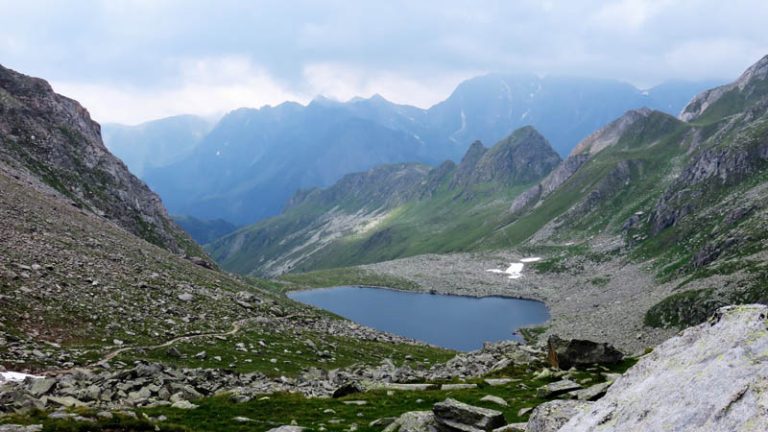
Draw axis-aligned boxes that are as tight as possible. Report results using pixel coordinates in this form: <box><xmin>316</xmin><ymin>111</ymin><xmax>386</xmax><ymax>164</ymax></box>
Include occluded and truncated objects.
<box><xmin>0</xmin><ymin>64</ymin><xmax>205</xmax><ymax>259</ymax></box>
<box><xmin>460</xmin><ymin>140</ymin><xmax>488</xmax><ymax>165</ymax></box>
<box><xmin>571</xmin><ymin>108</ymin><xmax>654</xmax><ymax>156</ymax></box>
<box><xmin>734</xmin><ymin>53</ymin><xmax>768</xmax><ymax>90</ymax></box>
<box><xmin>454</xmin><ymin>127</ymin><xmax>561</xmax><ymax>188</ymax></box>
<box><xmin>309</xmin><ymin>163</ymin><xmax>431</xmax><ymax>210</ymax></box>
<box><xmin>680</xmin><ymin>53</ymin><xmax>768</xmax><ymax>122</ymax></box>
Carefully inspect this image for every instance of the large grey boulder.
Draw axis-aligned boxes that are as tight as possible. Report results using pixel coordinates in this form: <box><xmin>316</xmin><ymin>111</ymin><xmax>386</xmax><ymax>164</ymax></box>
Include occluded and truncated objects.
<box><xmin>432</xmin><ymin>398</ymin><xmax>506</xmax><ymax>431</ymax></box>
<box><xmin>560</xmin><ymin>304</ymin><xmax>768</xmax><ymax>431</ymax></box>
<box><xmin>535</xmin><ymin>379</ymin><xmax>581</xmax><ymax>398</ymax></box>
<box><xmin>266</xmin><ymin>427</ymin><xmax>305</xmax><ymax>432</ymax></box>
<box><xmin>526</xmin><ymin>400</ymin><xmax>591</xmax><ymax>432</ymax></box>
<box><xmin>383</xmin><ymin>411</ymin><xmax>438</xmax><ymax>432</ymax></box>
<box><xmin>28</xmin><ymin>378</ymin><xmax>56</xmax><ymax>397</ymax></box>
<box><xmin>546</xmin><ymin>336</ymin><xmax>623</xmax><ymax>369</ymax></box>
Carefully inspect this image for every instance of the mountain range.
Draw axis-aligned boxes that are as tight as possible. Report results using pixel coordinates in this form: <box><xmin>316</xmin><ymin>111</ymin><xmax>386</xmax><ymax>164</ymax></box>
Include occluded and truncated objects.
<box><xmin>104</xmin><ymin>75</ymin><xmax>717</xmax><ymax>226</ymax></box>
<box><xmin>209</xmin><ymin>55</ymin><xmax>768</xmax><ymax>331</ymax></box>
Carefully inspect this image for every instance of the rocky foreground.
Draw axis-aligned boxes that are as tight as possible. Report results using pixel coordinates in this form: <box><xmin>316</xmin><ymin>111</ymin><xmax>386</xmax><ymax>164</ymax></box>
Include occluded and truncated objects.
<box><xmin>0</xmin><ymin>340</ymin><xmax>541</xmax><ymax>414</ymax></box>
<box><xmin>384</xmin><ymin>304</ymin><xmax>768</xmax><ymax>432</ymax></box>
<box><xmin>1</xmin><ymin>305</ymin><xmax>765</xmax><ymax>431</ymax></box>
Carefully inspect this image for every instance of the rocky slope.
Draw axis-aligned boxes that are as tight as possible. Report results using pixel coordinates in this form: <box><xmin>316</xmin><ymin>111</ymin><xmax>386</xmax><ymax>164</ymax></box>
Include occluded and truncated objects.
<box><xmin>208</xmin><ymin>127</ymin><xmax>561</xmax><ymax>276</ymax></box>
<box><xmin>0</xmin><ymin>64</ymin><xmax>204</xmax><ymax>258</ymax></box>
<box><xmin>0</xmin><ymin>65</ymin><xmax>455</xmax><ymax>379</ymax></box>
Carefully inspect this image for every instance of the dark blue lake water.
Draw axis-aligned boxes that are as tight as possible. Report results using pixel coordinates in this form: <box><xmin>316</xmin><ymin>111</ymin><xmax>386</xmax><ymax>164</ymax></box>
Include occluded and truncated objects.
<box><xmin>287</xmin><ymin>286</ymin><xmax>549</xmax><ymax>351</ymax></box>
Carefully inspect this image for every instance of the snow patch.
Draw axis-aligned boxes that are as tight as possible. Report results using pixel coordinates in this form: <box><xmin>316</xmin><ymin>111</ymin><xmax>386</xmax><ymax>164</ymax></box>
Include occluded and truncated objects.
<box><xmin>487</xmin><ymin>257</ymin><xmax>541</xmax><ymax>279</ymax></box>
<box><xmin>520</xmin><ymin>257</ymin><xmax>541</xmax><ymax>263</ymax></box>
<box><xmin>0</xmin><ymin>371</ymin><xmax>44</xmax><ymax>382</ymax></box>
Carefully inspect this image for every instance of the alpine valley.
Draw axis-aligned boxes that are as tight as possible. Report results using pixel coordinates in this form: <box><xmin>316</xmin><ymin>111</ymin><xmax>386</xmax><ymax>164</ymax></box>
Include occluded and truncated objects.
<box><xmin>1</xmin><ymin>52</ymin><xmax>768</xmax><ymax>432</ymax></box>
<box><xmin>103</xmin><ymin>76</ymin><xmax>714</xmax><ymax>226</ymax></box>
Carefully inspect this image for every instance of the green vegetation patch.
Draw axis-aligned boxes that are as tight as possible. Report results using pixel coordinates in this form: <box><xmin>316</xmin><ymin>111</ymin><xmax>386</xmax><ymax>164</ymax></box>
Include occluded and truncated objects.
<box><xmin>645</xmin><ymin>267</ymin><xmax>768</xmax><ymax>328</ymax></box>
<box><xmin>280</xmin><ymin>267</ymin><xmax>420</xmax><ymax>292</ymax></box>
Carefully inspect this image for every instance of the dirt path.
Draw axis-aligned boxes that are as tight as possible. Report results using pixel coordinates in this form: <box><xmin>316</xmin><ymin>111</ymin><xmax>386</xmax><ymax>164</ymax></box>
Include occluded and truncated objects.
<box><xmin>46</xmin><ymin>318</ymin><xmax>255</xmax><ymax>376</ymax></box>
<box><xmin>97</xmin><ymin>318</ymin><xmax>252</xmax><ymax>364</ymax></box>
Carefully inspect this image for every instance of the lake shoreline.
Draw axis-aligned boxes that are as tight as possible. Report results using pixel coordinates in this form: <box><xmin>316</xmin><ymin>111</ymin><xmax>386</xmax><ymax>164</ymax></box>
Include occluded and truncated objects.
<box><xmin>359</xmin><ymin>247</ymin><xmax>684</xmax><ymax>355</ymax></box>
<box><xmin>287</xmin><ymin>285</ymin><xmax>549</xmax><ymax>351</ymax></box>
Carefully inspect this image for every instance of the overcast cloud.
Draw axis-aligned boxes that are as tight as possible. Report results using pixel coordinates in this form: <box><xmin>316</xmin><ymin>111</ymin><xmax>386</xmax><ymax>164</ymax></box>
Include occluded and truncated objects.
<box><xmin>1</xmin><ymin>0</ymin><xmax>767</xmax><ymax>124</ymax></box>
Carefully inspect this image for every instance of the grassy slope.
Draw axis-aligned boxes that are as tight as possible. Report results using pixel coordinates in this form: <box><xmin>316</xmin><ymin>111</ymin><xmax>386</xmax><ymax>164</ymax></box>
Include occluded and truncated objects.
<box><xmin>294</xmin><ymin>181</ymin><xmax>532</xmax><ymax>272</ymax></box>
<box><xmin>209</xmin><ymin>175</ymin><xmax>533</xmax><ymax>276</ymax></box>
<box><xmin>488</xmin><ymin>112</ymin><xmax>691</xmax><ymax>247</ymax></box>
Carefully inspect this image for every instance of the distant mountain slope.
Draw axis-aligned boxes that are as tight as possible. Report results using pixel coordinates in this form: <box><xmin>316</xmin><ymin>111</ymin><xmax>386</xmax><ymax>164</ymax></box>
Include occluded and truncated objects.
<box><xmin>173</xmin><ymin>215</ymin><xmax>238</xmax><ymax>245</ymax></box>
<box><xmin>490</xmin><ymin>55</ymin><xmax>768</xmax><ymax>328</ymax></box>
<box><xmin>208</xmin><ymin>127</ymin><xmax>561</xmax><ymax>276</ymax></box>
<box><xmin>102</xmin><ymin>115</ymin><xmax>212</xmax><ymax>177</ymax></box>
<box><xmin>134</xmin><ymin>76</ymin><xmax>713</xmax><ymax>225</ymax></box>
<box><xmin>0</xmin><ymin>64</ymin><xmax>205</xmax><ymax>258</ymax></box>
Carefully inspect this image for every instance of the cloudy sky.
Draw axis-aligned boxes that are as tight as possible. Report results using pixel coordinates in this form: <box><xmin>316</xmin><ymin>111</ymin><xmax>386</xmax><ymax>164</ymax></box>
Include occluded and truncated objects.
<box><xmin>1</xmin><ymin>0</ymin><xmax>767</xmax><ymax>124</ymax></box>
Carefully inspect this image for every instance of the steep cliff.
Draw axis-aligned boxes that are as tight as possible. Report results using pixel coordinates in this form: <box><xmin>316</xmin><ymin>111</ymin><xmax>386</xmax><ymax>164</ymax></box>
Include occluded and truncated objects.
<box><xmin>0</xmin><ymin>64</ymin><xmax>205</xmax><ymax>259</ymax></box>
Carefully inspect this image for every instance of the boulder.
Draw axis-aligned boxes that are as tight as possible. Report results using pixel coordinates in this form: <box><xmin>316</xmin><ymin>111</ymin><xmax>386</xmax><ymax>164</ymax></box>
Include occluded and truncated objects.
<box><xmin>527</xmin><ymin>400</ymin><xmax>592</xmax><ymax>432</ymax></box>
<box><xmin>47</xmin><ymin>396</ymin><xmax>87</xmax><ymax>408</ymax></box>
<box><xmin>383</xmin><ymin>411</ymin><xmax>438</xmax><ymax>432</ymax></box>
<box><xmin>479</xmin><ymin>395</ymin><xmax>508</xmax><ymax>407</ymax></box>
<box><xmin>492</xmin><ymin>424</ymin><xmax>526</xmax><ymax>432</ymax></box>
<box><xmin>547</xmin><ymin>335</ymin><xmax>623</xmax><ymax>369</ymax></box>
<box><xmin>483</xmin><ymin>379</ymin><xmax>516</xmax><ymax>387</ymax></box>
<box><xmin>266</xmin><ymin>427</ymin><xmax>305</xmax><ymax>432</ymax></box>
<box><xmin>170</xmin><ymin>400</ymin><xmax>198</xmax><ymax>410</ymax></box>
<box><xmin>432</xmin><ymin>398</ymin><xmax>506</xmax><ymax>431</ymax></box>
<box><xmin>332</xmin><ymin>381</ymin><xmax>365</xmax><ymax>398</ymax></box>
<box><xmin>567</xmin><ymin>381</ymin><xmax>611</xmax><ymax>401</ymax></box>
<box><xmin>559</xmin><ymin>305</ymin><xmax>768</xmax><ymax>431</ymax></box>
<box><xmin>535</xmin><ymin>379</ymin><xmax>581</xmax><ymax>398</ymax></box>
<box><xmin>28</xmin><ymin>378</ymin><xmax>56</xmax><ymax>397</ymax></box>
<box><xmin>440</xmin><ymin>384</ymin><xmax>477</xmax><ymax>390</ymax></box>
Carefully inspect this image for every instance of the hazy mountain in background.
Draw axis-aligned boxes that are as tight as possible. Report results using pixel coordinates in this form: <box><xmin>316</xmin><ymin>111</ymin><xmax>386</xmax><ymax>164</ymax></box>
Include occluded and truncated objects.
<box><xmin>102</xmin><ymin>115</ymin><xmax>212</xmax><ymax>177</ymax></box>
<box><xmin>426</xmin><ymin>75</ymin><xmax>722</xmax><ymax>158</ymax></box>
<box><xmin>104</xmin><ymin>76</ymin><xmax>716</xmax><ymax>226</ymax></box>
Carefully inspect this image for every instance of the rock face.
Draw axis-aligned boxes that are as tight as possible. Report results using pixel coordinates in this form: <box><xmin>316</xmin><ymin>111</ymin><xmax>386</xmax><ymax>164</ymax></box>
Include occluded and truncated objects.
<box><xmin>0</xmin><ymin>64</ymin><xmax>204</xmax><ymax>258</ymax></box>
<box><xmin>546</xmin><ymin>336</ymin><xmax>623</xmax><ymax>370</ymax></box>
<box><xmin>559</xmin><ymin>305</ymin><xmax>768</xmax><ymax>431</ymax></box>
